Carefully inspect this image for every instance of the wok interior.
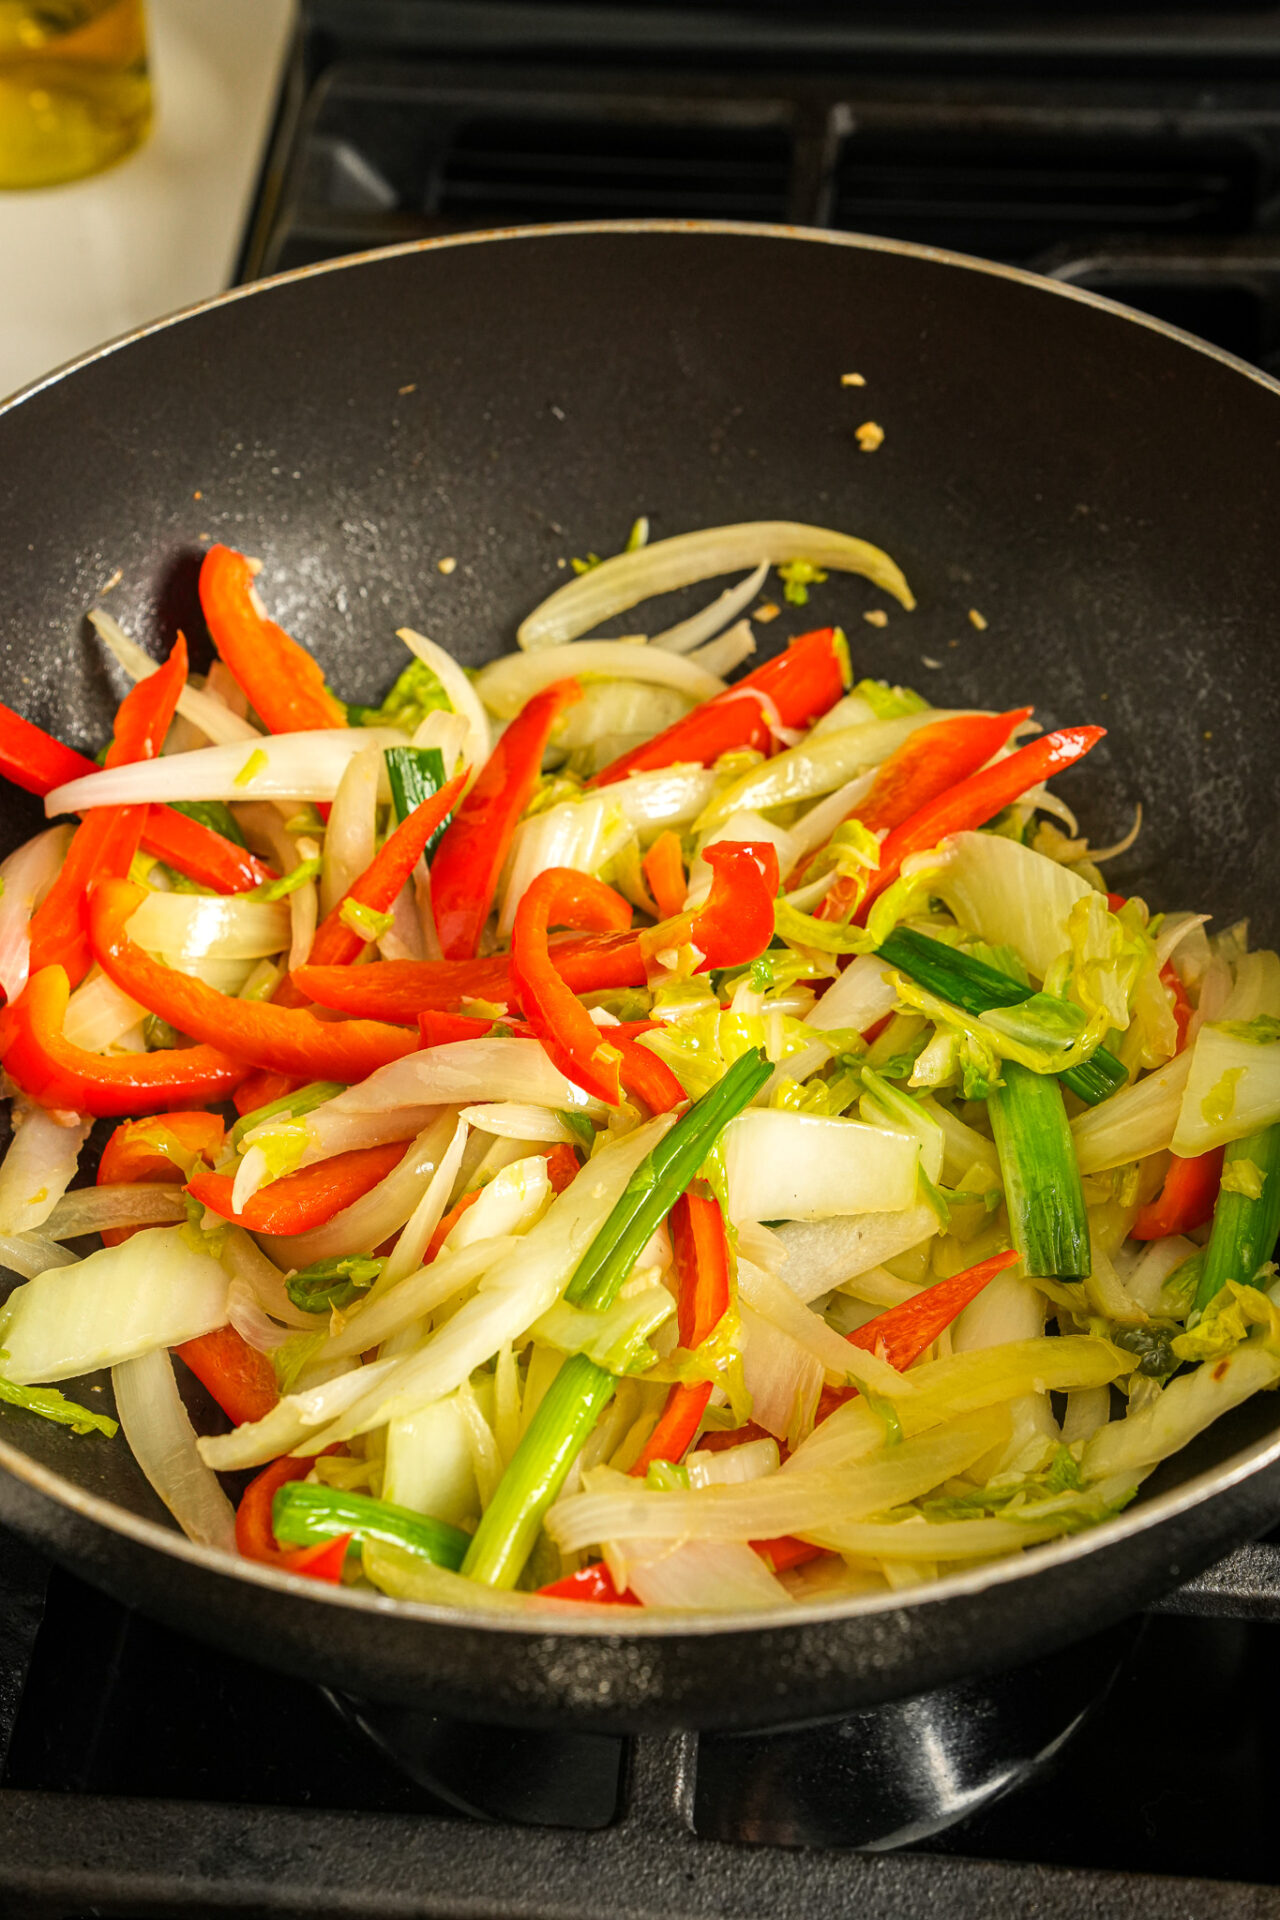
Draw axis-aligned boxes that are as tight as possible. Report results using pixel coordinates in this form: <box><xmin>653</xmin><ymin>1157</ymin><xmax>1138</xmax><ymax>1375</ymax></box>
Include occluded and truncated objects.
<box><xmin>1</xmin><ymin>223</ymin><xmax>1279</xmax><ymax>1595</ymax></box>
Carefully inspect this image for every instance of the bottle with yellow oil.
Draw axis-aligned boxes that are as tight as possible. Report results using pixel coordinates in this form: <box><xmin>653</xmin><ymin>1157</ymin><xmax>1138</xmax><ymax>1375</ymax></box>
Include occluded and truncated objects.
<box><xmin>0</xmin><ymin>0</ymin><xmax>150</xmax><ymax>189</ymax></box>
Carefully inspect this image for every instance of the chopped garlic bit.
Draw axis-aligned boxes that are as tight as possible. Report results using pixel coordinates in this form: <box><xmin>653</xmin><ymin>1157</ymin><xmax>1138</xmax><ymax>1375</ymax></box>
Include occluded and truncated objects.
<box><xmin>753</xmin><ymin>601</ymin><xmax>781</xmax><ymax>624</ymax></box>
<box><xmin>855</xmin><ymin>421</ymin><xmax>885</xmax><ymax>453</ymax></box>
<box><xmin>863</xmin><ymin>609</ymin><xmax>889</xmax><ymax>629</ymax></box>
<box><xmin>398</xmin><ymin>382</ymin><xmax>417</xmax><ymax>395</ymax></box>
<box><xmin>841</xmin><ymin>372</ymin><xmax>866</xmax><ymax>387</ymax></box>
<box><xmin>436</xmin><ymin>556</ymin><xmax>457</xmax><ymax>575</ymax></box>
<box><xmin>968</xmin><ymin>607</ymin><xmax>988</xmax><ymax>631</ymax></box>
<box><xmin>921</xmin><ymin>655</ymin><xmax>943</xmax><ymax>671</ymax></box>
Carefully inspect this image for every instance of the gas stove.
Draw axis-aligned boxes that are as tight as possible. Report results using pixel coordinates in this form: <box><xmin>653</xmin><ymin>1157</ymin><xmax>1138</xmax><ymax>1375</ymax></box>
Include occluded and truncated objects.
<box><xmin>1</xmin><ymin>1537</ymin><xmax>1280</xmax><ymax>1915</ymax></box>
<box><xmin>239</xmin><ymin>1</ymin><xmax>1280</xmax><ymax>376</ymax></box>
<box><xmin>5</xmin><ymin>5</ymin><xmax>1280</xmax><ymax>1915</ymax></box>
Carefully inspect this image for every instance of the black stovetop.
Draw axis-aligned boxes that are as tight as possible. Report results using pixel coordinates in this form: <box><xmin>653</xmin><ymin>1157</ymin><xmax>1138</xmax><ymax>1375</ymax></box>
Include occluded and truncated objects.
<box><xmin>1</xmin><ymin>1536</ymin><xmax>1280</xmax><ymax>1916</ymax></box>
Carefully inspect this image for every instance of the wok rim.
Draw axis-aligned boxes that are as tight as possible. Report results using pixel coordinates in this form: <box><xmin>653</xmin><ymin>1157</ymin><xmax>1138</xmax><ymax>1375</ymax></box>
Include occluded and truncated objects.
<box><xmin>2</xmin><ymin>214</ymin><xmax>1279</xmax><ymax>1642</ymax></box>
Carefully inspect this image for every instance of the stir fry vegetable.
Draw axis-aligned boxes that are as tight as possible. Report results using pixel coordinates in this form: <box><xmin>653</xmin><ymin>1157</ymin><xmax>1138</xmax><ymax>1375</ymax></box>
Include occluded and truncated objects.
<box><xmin>0</xmin><ymin>518</ymin><xmax>1271</xmax><ymax>1619</ymax></box>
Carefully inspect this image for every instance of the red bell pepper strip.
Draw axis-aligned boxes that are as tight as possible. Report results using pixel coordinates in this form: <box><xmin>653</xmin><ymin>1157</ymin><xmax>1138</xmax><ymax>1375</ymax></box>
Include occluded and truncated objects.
<box><xmin>671</xmin><ymin>1188</ymin><xmax>731</xmax><ymax>1351</ymax></box>
<box><xmin>817</xmin><ymin>708</ymin><xmax>1031</xmax><ymax>920</ymax></box>
<box><xmin>815</xmin><ymin>1248</ymin><xmax>1019</xmax><ymax>1424</ymax></box>
<box><xmin>1162</xmin><ymin>962</ymin><xmax>1194</xmax><ymax>1050</ymax></box>
<box><xmin>236</xmin><ymin>1450</ymin><xmax>350</xmax><ymax>1581</ymax></box>
<box><xmin>1132</xmin><ymin>1148</ymin><xmax>1224</xmax><ymax>1241</ymax></box>
<box><xmin>542</xmin><ymin>1143</ymin><xmax>581</xmax><ymax>1194</ymax></box>
<box><xmin>188</xmin><ymin>1141</ymin><xmax>409</xmax><ymax>1234</ymax></box>
<box><xmin>199</xmin><ymin>545</ymin><xmax>346</xmax><ymax>734</ymax></box>
<box><xmin>422</xmin><ymin>1188</ymin><xmax>482</xmax><ymax>1264</ymax></box>
<box><xmin>537</xmin><ymin>1561</ymin><xmax>640</xmax><ymax>1606</ymax></box>
<box><xmin>232</xmin><ymin>1068</ymin><xmax>300</xmax><ymax>1118</ymax></box>
<box><xmin>591</xmin><ymin>627</ymin><xmax>848</xmax><ymax>788</ymax></box>
<box><xmin>0</xmin><ymin>699</ymin><xmax>272</xmax><ymax>895</ymax></box>
<box><xmin>419</xmin><ymin>1009</ymin><xmax>498</xmax><ymax>1047</ymax></box>
<box><xmin>752</xmin><ymin>1536</ymin><xmax>833</xmax><ymax>1575</ymax></box>
<box><xmin>89</xmin><ymin>879</ymin><xmax>418</xmax><ymax>1081</ymax></box>
<box><xmin>307</xmin><ymin>770</ymin><xmax>469</xmax><ymax>971</ymax></box>
<box><xmin>430</xmin><ymin>679</ymin><xmax>583</xmax><ymax>959</ymax></box>
<box><xmin>856</xmin><ymin>726</ymin><xmax>1106</xmax><ymax>921</ymax></box>
<box><xmin>630</xmin><ymin>1379</ymin><xmax>714</xmax><ymax>1476</ymax></box>
<box><xmin>97</xmin><ymin>1110</ymin><xmax>225</xmax><ymax>1246</ymax></box>
<box><xmin>0</xmin><ymin>965</ymin><xmax>246</xmax><ymax>1116</ymax></box>
<box><xmin>510</xmin><ymin>869</ymin><xmax>633</xmax><ymax>1105</ymax></box>
<box><xmin>294</xmin><ymin>841</ymin><xmax>781</xmax><ymax>1023</ymax></box>
<box><xmin>642</xmin><ymin>831</ymin><xmax>688</xmax><ymax>920</ymax></box>
<box><xmin>176</xmin><ymin>1324</ymin><xmax>280</xmax><ymax>1426</ymax></box>
<box><xmin>614</xmin><ymin>1033</ymin><xmax>687</xmax><ymax>1115</ymax></box>
<box><xmin>29</xmin><ymin>634</ymin><xmax>190</xmax><ymax>986</ymax></box>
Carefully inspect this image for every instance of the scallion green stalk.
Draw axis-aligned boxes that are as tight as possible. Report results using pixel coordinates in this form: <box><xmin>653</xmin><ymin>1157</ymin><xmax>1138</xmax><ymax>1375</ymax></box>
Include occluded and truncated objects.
<box><xmin>1195</xmin><ymin>1124</ymin><xmax>1280</xmax><ymax>1313</ymax></box>
<box><xmin>877</xmin><ymin>928</ymin><xmax>1127</xmax><ymax>1105</ymax></box>
<box><xmin>385</xmin><ymin>744</ymin><xmax>450</xmax><ymax>859</ymax></box>
<box><xmin>272</xmin><ymin>1482</ymin><xmax>469</xmax><ymax>1568</ymax></box>
<box><xmin>462</xmin><ymin>1047</ymin><xmax>773</xmax><ymax>1589</ymax></box>
<box><xmin>566</xmin><ymin>1046</ymin><xmax>773</xmax><ymax>1310</ymax></box>
<box><xmin>459</xmin><ymin>1354</ymin><xmax>615</xmax><ymax>1588</ymax></box>
<box><xmin>987</xmin><ymin>1059</ymin><xmax>1090</xmax><ymax>1279</ymax></box>
<box><xmin>227</xmin><ymin>1079</ymin><xmax>344</xmax><ymax>1149</ymax></box>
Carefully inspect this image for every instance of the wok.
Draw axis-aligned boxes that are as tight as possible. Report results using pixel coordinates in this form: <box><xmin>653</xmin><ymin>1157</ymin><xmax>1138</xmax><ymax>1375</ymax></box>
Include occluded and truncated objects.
<box><xmin>0</xmin><ymin>221</ymin><xmax>1277</xmax><ymax>1734</ymax></box>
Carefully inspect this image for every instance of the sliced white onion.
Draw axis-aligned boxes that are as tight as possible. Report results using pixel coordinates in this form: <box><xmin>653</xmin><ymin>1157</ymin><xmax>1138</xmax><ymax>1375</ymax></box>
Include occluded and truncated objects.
<box><xmin>621</xmin><ymin>1539</ymin><xmax>792</xmax><ymax>1610</ymax></box>
<box><xmin>221</xmin><ymin>1227</ymin><xmax>314</xmax><ymax>1330</ymax></box>
<box><xmin>458</xmin><ymin>1104</ymin><xmax>577</xmax><ymax>1144</ymax></box>
<box><xmin>321</xmin><ymin>742</ymin><xmax>382</xmax><ymax>918</ymax></box>
<box><xmin>1071</xmin><ymin>1051</ymin><xmax>1192</xmax><ymax>1175</ymax></box>
<box><xmin>498</xmin><ymin>793</ymin><xmax>636</xmax><ymax>937</ymax></box>
<box><xmin>112</xmin><ymin>1347</ymin><xmax>237</xmax><ymax>1551</ymax></box>
<box><xmin>47</xmin><ymin>729</ymin><xmax>405</xmax><ymax>815</ymax></box>
<box><xmin>227</xmin><ymin>1272</ymin><xmax>292</xmax><ymax>1354</ymax></box>
<box><xmin>773</xmin><ymin>1204</ymin><xmax>941</xmax><ymax>1304</ymax></box>
<box><xmin>410</xmin><ymin>707</ymin><xmax>472</xmax><ymax>782</ymax></box>
<box><xmin>735</xmin><ymin>1299</ymin><xmax>822</xmax><ymax>1445</ymax></box>
<box><xmin>323</xmin><ymin>1236</ymin><xmax>516</xmax><ymax>1364</ymax></box>
<box><xmin>127</xmin><ymin>892</ymin><xmax>290</xmax><ymax>964</ymax></box>
<box><xmin>724</xmin><ymin>1108</ymin><xmax>921</xmax><ymax>1224</ymax></box>
<box><xmin>1126</xmin><ymin>1235</ymin><xmax>1198</xmax><ymax>1315</ymax></box>
<box><xmin>0</xmin><ymin>826</ymin><xmax>72</xmax><ymax>1005</ymax></box>
<box><xmin>301</xmin><ymin>1040</ymin><xmax>608</xmax><ymax>1124</ymax></box>
<box><xmin>0</xmin><ymin>1103</ymin><xmax>91</xmax><ymax>1236</ymax></box>
<box><xmin>380</xmin><ymin>1115</ymin><xmax>470</xmax><ymax>1285</ymax></box>
<box><xmin>292</xmin><ymin>1117</ymin><xmax>673</xmax><ymax>1453</ymax></box>
<box><xmin>90</xmin><ymin>610</ymin><xmax>260</xmax><ymax>747</ymax></box>
<box><xmin>687</xmin><ymin>1436</ymin><xmax>780</xmax><ymax>1488</ymax></box>
<box><xmin>648</xmin><ymin>561</ymin><xmax>769</xmax><ymax>653</ymax></box>
<box><xmin>63</xmin><ymin>970</ymin><xmax>151</xmax><ymax>1052</ymax></box>
<box><xmin>518</xmin><ymin>522</ymin><xmax>915</xmax><ymax>649</ymax></box>
<box><xmin>476</xmin><ymin>642</ymin><xmax>724</xmax><ymax>721</ymax></box>
<box><xmin>605</xmin><ymin>764</ymin><xmax>717</xmax><ymax>841</ymax></box>
<box><xmin>684</xmin><ymin>618</ymin><xmax>757</xmax><ymax>678</ymax></box>
<box><xmin>0</xmin><ymin>1233</ymin><xmax>77</xmax><ymax>1279</ymax></box>
<box><xmin>785</xmin><ymin>769</ymin><xmax>878</xmax><ymax>869</ymax></box>
<box><xmin>287</xmin><ymin>868</ymin><xmax>319</xmax><ymax>974</ymax></box>
<box><xmin>258</xmin><ymin>1120</ymin><xmax>455</xmax><ymax>1269</ymax></box>
<box><xmin>292</xmin><ymin>1104</ymin><xmax>444</xmax><ymax>1168</ymax></box>
<box><xmin>396</xmin><ymin>628</ymin><xmax>491</xmax><ymax>775</ymax></box>
<box><xmin>42</xmin><ymin>1184</ymin><xmax>187</xmax><ymax>1238</ymax></box>
<box><xmin>1154</xmin><ymin>912</ymin><xmax>1212</xmax><ymax>973</ymax></box>
<box><xmin>738</xmin><ymin>1258</ymin><xmax>915</xmax><ymax>1397</ymax></box>
<box><xmin>379</xmin><ymin>878</ymin><xmax>427</xmax><ymax>964</ymax></box>
<box><xmin>0</xmin><ymin>1226</ymin><xmax>228</xmax><ymax>1384</ymax></box>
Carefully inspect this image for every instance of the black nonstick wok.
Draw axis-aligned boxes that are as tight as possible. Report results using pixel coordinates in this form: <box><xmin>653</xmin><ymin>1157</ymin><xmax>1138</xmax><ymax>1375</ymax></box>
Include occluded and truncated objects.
<box><xmin>0</xmin><ymin>221</ymin><xmax>1278</xmax><ymax>1734</ymax></box>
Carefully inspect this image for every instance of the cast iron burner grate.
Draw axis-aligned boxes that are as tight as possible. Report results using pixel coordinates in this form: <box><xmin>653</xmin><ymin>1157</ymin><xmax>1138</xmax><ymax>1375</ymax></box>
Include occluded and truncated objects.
<box><xmin>1</xmin><ymin>1537</ymin><xmax>1280</xmax><ymax>1916</ymax></box>
<box><xmin>237</xmin><ymin>4</ymin><xmax>1280</xmax><ymax>375</ymax></box>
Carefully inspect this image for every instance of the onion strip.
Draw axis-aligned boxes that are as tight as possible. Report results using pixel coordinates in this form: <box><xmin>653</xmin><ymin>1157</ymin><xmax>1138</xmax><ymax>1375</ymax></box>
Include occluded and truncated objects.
<box><xmin>518</xmin><ymin>521</ymin><xmax>915</xmax><ymax>649</ymax></box>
